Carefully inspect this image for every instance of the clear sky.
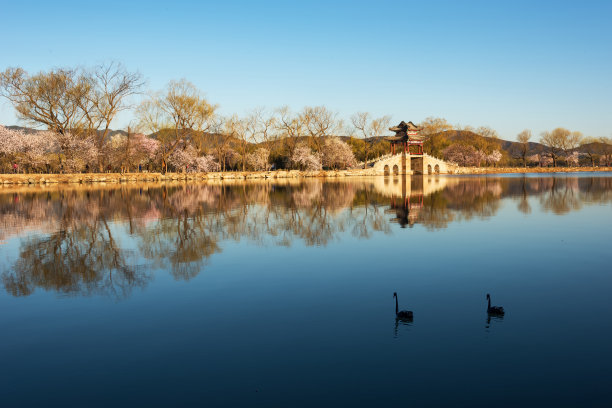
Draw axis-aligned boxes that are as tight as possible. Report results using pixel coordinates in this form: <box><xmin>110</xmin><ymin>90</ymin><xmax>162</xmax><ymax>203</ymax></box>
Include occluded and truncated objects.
<box><xmin>1</xmin><ymin>0</ymin><xmax>611</xmax><ymax>140</ymax></box>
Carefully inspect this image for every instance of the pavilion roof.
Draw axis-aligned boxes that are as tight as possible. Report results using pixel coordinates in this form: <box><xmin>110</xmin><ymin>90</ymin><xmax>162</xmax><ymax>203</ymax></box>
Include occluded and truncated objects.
<box><xmin>385</xmin><ymin>120</ymin><xmax>422</xmax><ymax>142</ymax></box>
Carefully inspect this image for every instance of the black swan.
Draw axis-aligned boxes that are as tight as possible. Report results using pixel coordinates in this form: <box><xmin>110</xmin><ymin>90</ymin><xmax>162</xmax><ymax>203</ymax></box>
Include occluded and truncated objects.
<box><xmin>486</xmin><ymin>293</ymin><xmax>505</xmax><ymax>316</ymax></box>
<box><xmin>393</xmin><ymin>292</ymin><xmax>413</xmax><ymax>319</ymax></box>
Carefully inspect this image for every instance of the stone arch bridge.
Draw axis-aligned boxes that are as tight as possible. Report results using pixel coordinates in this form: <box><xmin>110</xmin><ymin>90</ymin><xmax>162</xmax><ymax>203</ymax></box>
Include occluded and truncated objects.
<box><xmin>371</xmin><ymin>153</ymin><xmax>457</xmax><ymax>175</ymax></box>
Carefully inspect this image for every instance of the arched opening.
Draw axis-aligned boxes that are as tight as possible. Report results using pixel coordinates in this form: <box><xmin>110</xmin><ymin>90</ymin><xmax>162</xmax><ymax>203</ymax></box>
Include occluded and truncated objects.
<box><xmin>411</xmin><ymin>156</ymin><xmax>424</xmax><ymax>174</ymax></box>
<box><xmin>392</xmin><ymin>164</ymin><xmax>399</xmax><ymax>175</ymax></box>
<box><xmin>427</xmin><ymin>164</ymin><xmax>432</xmax><ymax>174</ymax></box>
<box><xmin>434</xmin><ymin>164</ymin><xmax>440</xmax><ymax>174</ymax></box>
<box><xmin>384</xmin><ymin>165</ymin><xmax>390</xmax><ymax>176</ymax></box>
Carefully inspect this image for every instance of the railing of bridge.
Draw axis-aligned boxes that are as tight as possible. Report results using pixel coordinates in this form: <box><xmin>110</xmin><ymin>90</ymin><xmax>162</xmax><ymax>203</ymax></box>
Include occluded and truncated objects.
<box><xmin>353</xmin><ymin>152</ymin><xmax>451</xmax><ymax>169</ymax></box>
<box><xmin>353</xmin><ymin>153</ymin><xmax>393</xmax><ymax>168</ymax></box>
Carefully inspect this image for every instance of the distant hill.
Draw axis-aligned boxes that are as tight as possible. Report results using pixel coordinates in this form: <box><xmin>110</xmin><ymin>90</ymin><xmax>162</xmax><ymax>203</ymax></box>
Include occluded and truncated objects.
<box><xmin>2</xmin><ymin>124</ymin><xmax>608</xmax><ymax>158</ymax></box>
<box><xmin>6</xmin><ymin>125</ymin><xmax>44</xmax><ymax>134</ymax></box>
<box><xmin>5</xmin><ymin>125</ymin><xmax>128</xmax><ymax>138</ymax></box>
<box><xmin>444</xmin><ymin>130</ymin><xmax>548</xmax><ymax>157</ymax></box>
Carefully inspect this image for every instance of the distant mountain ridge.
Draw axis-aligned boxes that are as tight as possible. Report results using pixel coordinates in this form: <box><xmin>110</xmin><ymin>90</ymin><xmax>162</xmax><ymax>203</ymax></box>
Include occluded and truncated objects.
<box><xmin>5</xmin><ymin>125</ymin><xmax>128</xmax><ymax>138</ymax></box>
<box><xmin>2</xmin><ymin>125</ymin><xmax>608</xmax><ymax>158</ymax></box>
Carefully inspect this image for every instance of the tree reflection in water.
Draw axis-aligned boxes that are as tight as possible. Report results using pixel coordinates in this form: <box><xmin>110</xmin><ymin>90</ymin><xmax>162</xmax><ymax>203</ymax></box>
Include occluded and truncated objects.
<box><xmin>1</xmin><ymin>175</ymin><xmax>611</xmax><ymax>298</ymax></box>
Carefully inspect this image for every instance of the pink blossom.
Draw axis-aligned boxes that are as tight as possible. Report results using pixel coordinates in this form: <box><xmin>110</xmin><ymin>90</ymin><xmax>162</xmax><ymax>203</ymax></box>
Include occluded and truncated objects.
<box><xmin>443</xmin><ymin>144</ymin><xmax>478</xmax><ymax>166</ymax></box>
<box><xmin>290</xmin><ymin>143</ymin><xmax>322</xmax><ymax>171</ymax></box>
<box><xmin>322</xmin><ymin>137</ymin><xmax>356</xmax><ymax>169</ymax></box>
<box><xmin>566</xmin><ymin>151</ymin><xmax>580</xmax><ymax>166</ymax></box>
<box><xmin>246</xmin><ymin>148</ymin><xmax>271</xmax><ymax>171</ymax></box>
<box><xmin>486</xmin><ymin>150</ymin><xmax>502</xmax><ymax>165</ymax></box>
<box><xmin>53</xmin><ymin>133</ymin><xmax>98</xmax><ymax>172</ymax></box>
<box><xmin>195</xmin><ymin>155</ymin><xmax>220</xmax><ymax>172</ymax></box>
<box><xmin>168</xmin><ymin>145</ymin><xmax>197</xmax><ymax>171</ymax></box>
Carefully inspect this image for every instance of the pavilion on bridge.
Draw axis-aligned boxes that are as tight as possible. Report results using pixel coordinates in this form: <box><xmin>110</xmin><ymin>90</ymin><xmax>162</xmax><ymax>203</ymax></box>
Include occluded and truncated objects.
<box><xmin>385</xmin><ymin>121</ymin><xmax>425</xmax><ymax>156</ymax></box>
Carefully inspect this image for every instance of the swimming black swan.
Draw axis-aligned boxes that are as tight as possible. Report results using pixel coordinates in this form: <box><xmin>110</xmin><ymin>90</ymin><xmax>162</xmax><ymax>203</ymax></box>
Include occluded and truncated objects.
<box><xmin>393</xmin><ymin>292</ymin><xmax>413</xmax><ymax>319</ymax></box>
<box><xmin>486</xmin><ymin>293</ymin><xmax>505</xmax><ymax>316</ymax></box>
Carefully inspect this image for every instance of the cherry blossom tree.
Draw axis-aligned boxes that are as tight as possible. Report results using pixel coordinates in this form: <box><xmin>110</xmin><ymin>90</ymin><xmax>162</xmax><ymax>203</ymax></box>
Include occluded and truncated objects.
<box><xmin>21</xmin><ymin>131</ymin><xmax>57</xmax><ymax>172</ymax></box>
<box><xmin>527</xmin><ymin>154</ymin><xmax>541</xmax><ymax>167</ymax></box>
<box><xmin>566</xmin><ymin>151</ymin><xmax>581</xmax><ymax>167</ymax></box>
<box><xmin>322</xmin><ymin>137</ymin><xmax>356</xmax><ymax>169</ymax></box>
<box><xmin>54</xmin><ymin>133</ymin><xmax>98</xmax><ymax>173</ymax></box>
<box><xmin>109</xmin><ymin>132</ymin><xmax>160</xmax><ymax>171</ymax></box>
<box><xmin>0</xmin><ymin>126</ymin><xmax>21</xmax><ymax>159</ymax></box>
<box><xmin>0</xmin><ymin>126</ymin><xmax>58</xmax><ymax>172</ymax></box>
<box><xmin>195</xmin><ymin>155</ymin><xmax>220</xmax><ymax>172</ymax></box>
<box><xmin>443</xmin><ymin>144</ymin><xmax>478</xmax><ymax>166</ymax></box>
<box><xmin>247</xmin><ymin>147</ymin><xmax>271</xmax><ymax>171</ymax></box>
<box><xmin>486</xmin><ymin>150</ymin><xmax>502</xmax><ymax>167</ymax></box>
<box><xmin>290</xmin><ymin>143</ymin><xmax>322</xmax><ymax>170</ymax></box>
<box><xmin>167</xmin><ymin>144</ymin><xmax>197</xmax><ymax>172</ymax></box>
<box><xmin>473</xmin><ymin>150</ymin><xmax>487</xmax><ymax>167</ymax></box>
<box><xmin>529</xmin><ymin>153</ymin><xmax>553</xmax><ymax>167</ymax></box>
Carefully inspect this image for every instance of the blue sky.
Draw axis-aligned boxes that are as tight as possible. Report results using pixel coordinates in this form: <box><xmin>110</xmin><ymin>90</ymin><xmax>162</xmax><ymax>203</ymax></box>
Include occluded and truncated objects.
<box><xmin>1</xmin><ymin>0</ymin><xmax>611</xmax><ymax>140</ymax></box>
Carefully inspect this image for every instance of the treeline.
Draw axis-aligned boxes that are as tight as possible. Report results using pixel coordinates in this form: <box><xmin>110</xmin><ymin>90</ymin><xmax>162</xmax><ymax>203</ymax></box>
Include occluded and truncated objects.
<box><xmin>1</xmin><ymin>64</ymin><xmax>611</xmax><ymax>174</ymax></box>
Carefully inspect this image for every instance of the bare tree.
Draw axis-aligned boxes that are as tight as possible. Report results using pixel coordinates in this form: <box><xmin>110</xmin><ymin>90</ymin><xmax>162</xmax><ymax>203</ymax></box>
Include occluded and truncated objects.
<box><xmin>0</xmin><ymin>67</ymin><xmax>89</xmax><ymax>136</ymax></box>
<box><xmin>137</xmin><ymin>79</ymin><xmax>216</xmax><ymax>173</ymax></box>
<box><xmin>580</xmin><ymin>137</ymin><xmax>601</xmax><ymax>168</ymax></box>
<box><xmin>564</xmin><ymin>131</ymin><xmax>583</xmax><ymax>163</ymax></box>
<box><xmin>82</xmin><ymin>63</ymin><xmax>144</xmax><ymax>170</ymax></box>
<box><xmin>301</xmin><ymin>106</ymin><xmax>341</xmax><ymax>153</ymax></box>
<box><xmin>600</xmin><ymin>137</ymin><xmax>612</xmax><ymax>167</ymax></box>
<box><xmin>225</xmin><ymin>114</ymin><xmax>251</xmax><ymax>172</ymax></box>
<box><xmin>517</xmin><ymin>129</ymin><xmax>531</xmax><ymax>167</ymax></box>
<box><xmin>351</xmin><ymin>112</ymin><xmax>391</xmax><ymax>168</ymax></box>
<box><xmin>540</xmin><ymin>128</ymin><xmax>570</xmax><ymax>167</ymax></box>
<box><xmin>246</xmin><ymin>108</ymin><xmax>277</xmax><ymax>169</ymax></box>
<box><xmin>276</xmin><ymin>106</ymin><xmax>305</xmax><ymax>167</ymax></box>
<box><xmin>476</xmin><ymin>126</ymin><xmax>499</xmax><ymax>140</ymax></box>
<box><xmin>252</xmin><ymin>107</ymin><xmax>276</xmax><ymax>145</ymax></box>
<box><xmin>420</xmin><ymin>117</ymin><xmax>452</xmax><ymax>157</ymax></box>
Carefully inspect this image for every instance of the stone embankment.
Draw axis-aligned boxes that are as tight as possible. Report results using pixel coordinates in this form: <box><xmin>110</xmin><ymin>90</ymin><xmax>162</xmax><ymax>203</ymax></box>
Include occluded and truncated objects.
<box><xmin>1</xmin><ymin>167</ymin><xmax>610</xmax><ymax>185</ymax></box>
<box><xmin>0</xmin><ymin>169</ymin><xmax>379</xmax><ymax>185</ymax></box>
<box><xmin>453</xmin><ymin>166</ymin><xmax>612</xmax><ymax>174</ymax></box>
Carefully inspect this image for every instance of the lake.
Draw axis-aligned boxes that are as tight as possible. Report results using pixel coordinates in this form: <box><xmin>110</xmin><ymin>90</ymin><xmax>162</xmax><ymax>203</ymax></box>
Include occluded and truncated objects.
<box><xmin>1</xmin><ymin>174</ymin><xmax>611</xmax><ymax>407</ymax></box>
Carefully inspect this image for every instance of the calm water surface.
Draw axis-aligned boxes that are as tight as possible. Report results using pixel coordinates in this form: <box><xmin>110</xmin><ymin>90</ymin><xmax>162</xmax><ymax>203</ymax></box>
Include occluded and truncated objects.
<box><xmin>1</xmin><ymin>174</ymin><xmax>611</xmax><ymax>407</ymax></box>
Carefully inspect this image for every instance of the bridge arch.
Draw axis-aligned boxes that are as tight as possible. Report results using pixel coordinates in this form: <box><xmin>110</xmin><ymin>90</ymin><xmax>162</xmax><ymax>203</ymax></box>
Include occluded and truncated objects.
<box><xmin>427</xmin><ymin>164</ymin><xmax>432</xmax><ymax>174</ymax></box>
<box><xmin>384</xmin><ymin>165</ymin><xmax>390</xmax><ymax>176</ymax></box>
<box><xmin>392</xmin><ymin>164</ymin><xmax>399</xmax><ymax>175</ymax></box>
<box><xmin>434</xmin><ymin>164</ymin><xmax>440</xmax><ymax>174</ymax></box>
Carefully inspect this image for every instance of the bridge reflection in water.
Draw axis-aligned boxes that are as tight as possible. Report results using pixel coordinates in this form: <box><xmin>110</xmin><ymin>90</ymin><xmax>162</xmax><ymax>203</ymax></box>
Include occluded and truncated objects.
<box><xmin>1</xmin><ymin>174</ymin><xmax>611</xmax><ymax>299</ymax></box>
<box><xmin>378</xmin><ymin>175</ymin><xmax>452</xmax><ymax>228</ymax></box>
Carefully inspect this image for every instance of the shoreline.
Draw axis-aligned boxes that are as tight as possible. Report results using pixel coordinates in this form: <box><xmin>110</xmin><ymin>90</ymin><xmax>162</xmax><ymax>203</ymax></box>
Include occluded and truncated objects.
<box><xmin>452</xmin><ymin>166</ymin><xmax>612</xmax><ymax>175</ymax></box>
<box><xmin>0</xmin><ymin>167</ymin><xmax>611</xmax><ymax>185</ymax></box>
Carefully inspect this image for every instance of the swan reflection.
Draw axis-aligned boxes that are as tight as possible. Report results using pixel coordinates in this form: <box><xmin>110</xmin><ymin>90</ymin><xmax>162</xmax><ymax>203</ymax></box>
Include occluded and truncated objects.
<box><xmin>394</xmin><ymin>317</ymin><xmax>414</xmax><ymax>338</ymax></box>
<box><xmin>485</xmin><ymin>293</ymin><xmax>505</xmax><ymax>330</ymax></box>
<box><xmin>485</xmin><ymin>313</ymin><xmax>505</xmax><ymax>330</ymax></box>
<box><xmin>393</xmin><ymin>291</ymin><xmax>413</xmax><ymax>338</ymax></box>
